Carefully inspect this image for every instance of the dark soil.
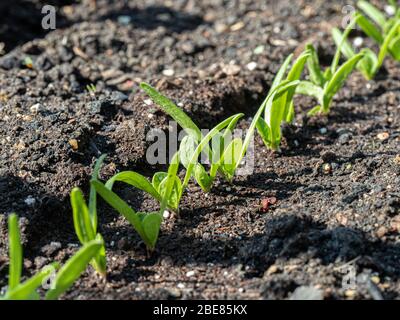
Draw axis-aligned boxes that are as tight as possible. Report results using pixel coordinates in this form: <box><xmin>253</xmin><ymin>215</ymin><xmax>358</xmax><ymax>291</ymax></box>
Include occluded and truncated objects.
<box><xmin>0</xmin><ymin>0</ymin><xmax>399</xmax><ymax>300</ymax></box>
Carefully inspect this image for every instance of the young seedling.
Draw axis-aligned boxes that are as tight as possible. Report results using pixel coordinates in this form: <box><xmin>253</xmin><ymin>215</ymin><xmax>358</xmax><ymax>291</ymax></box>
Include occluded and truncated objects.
<box><xmin>332</xmin><ymin>12</ymin><xmax>400</xmax><ymax>80</ymax></box>
<box><xmin>1</xmin><ymin>214</ymin><xmax>103</xmax><ymax>300</ymax></box>
<box><xmin>91</xmin><ymin>152</ymin><xmax>181</xmax><ymax>251</ymax></box>
<box><xmin>256</xmin><ymin>50</ymin><xmax>310</xmax><ymax>150</ymax></box>
<box><xmin>70</xmin><ymin>154</ymin><xmax>107</xmax><ymax>276</ymax></box>
<box><xmin>44</xmin><ymin>239</ymin><xmax>104</xmax><ymax>300</ymax></box>
<box><xmin>296</xmin><ymin>22</ymin><xmax>365</xmax><ymax>116</ymax></box>
<box><xmin>356</xmin><ymin>0</ymin><xmax>400</xmax><ymax>61</ymax></box>
<box><xmin>140</xmin><ymin>79</ymin><xmax>299</xmax><ymax>187</ymax></box>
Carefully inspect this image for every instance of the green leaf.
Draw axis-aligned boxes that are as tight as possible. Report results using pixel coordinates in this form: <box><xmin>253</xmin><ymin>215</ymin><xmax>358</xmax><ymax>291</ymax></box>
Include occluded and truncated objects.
<box><xmin>8</xmin><ymin>213</ymin><xmax>22</xmax><ymax>290</ymax></box>
<box><xmin>89</xmin><ymin>154</ymin><xmax>106</xmax><ymax>230</ymax></box>
<box><xmin>141</xmin><ymin>213</ymin><xmax>162</xmax><ymax>250</ymax></box>
<box><xmin>140</xmin><ymin>83</ymin><xmax>202</xmax><ymax>142</ymax></box>
<box><xmin>179</xmin><ymin>135</ymin><xmax>197</xmax><ymax>169</ymax></box>
<box><xmin>359</xmin><ymin>48</ymin><xmax>378</xmax><ymax>79</ymax></box>
<box><xmin>152</xmin><ymin>172</ymin><xmax>168</xmax><ymax>191</ymax></box>
<box><xmin>92</xmin><ymin>233</ymin><xmax>107</xmax><ymax>276</ymax></box>
<box><xmin>376</xmin><ymin>20</ymin><xmax>400</xmax><ymax>73</ymax></box>
<box><xmin>305</xmin><ymin>44</ymin><xmax>325</xmax><ymax>87</ymax></box>
<box><xmin>296</xmin><ymin>81</ymin><xmax>324</xmax><ymax>103</ymax></box>
<box><xmin>256</xmin><ymin>117</ymin><xmax>271</xmax><ymax>147</ymax></box>
<box><xmin>330</xmin><ymin>17</ymin><xmax>358</xmax><ymax>74</ymax></box>
<box><xmin>282</xmin><ymin>50</ymin><xmax>310</xmax><ymax>122</ymax></box>
<box><xmin>357</xmin><ymin>0</ymin><xmax>386</xmax><ymax>28</ymax></box>
<box><xmin>252</xmin><ymin>81</ymin><xmax>299</xmax><ymax>151</ymax></box>
<box><xmin>307</xmin><ymin>105</ymin><xmax>322</xmax><ymax>116</ymax></box>
<box><xmin>5</xmin><ymin>263</ymin><xmax>59</xmax><ymax>300</ymax></box>
<box><xmin>45</xmin><ymin>240</ymin><xmax>103</xmax><ymax>300</ymax></box>
<box><xmin>91</xmin><ymin>180</ymin><xmax>147</xmax><ymax>243</ymax></box>
<box><xmin>270</xmin><ymin>54</ymin><xmax>293</xmax><ymax>91</ymax></box>
<box><xmin>160</xmin><ymin>152</ymin><xmax>180</xmax><ymax>213</ymax></box>
<box><xmin>194</xmin><ymin>163</ymin><xmax>213</xmax><ymax>191</ymax></box>
<box><xmin>389</xmin><ymin>34</ymin><xmax>400</xmax><ymax>60</ymax></box>
<box><xmin>219</xmin><ymin>138</ymin><xmax>243</xmax><ymax>180</ymax></box>
<box><xmin>105</xmin><ymin>171</ymin><xmax>161</xmax><ymax>203</ymax></box>
<box><xmin>182</xmin><ymin>114</ymin><xmax>244</xmax><ymax>189</ymax></box>
<box><xmin>323</xmin><ymin>52</ymin><xmax>365</xmax><ymax>112</ymax></box>
<box><xmin>332</xmin><ymin>27</ymin><xmax>356</xmax><ymax>59</ymax></box>
<box><xmin>355</xmin><ymin>12</ymin><xmax>384</xmax><ymax>44</ymax></box>
<box><xmin>141</xmin><ymin>82</ymin><xmax>212</xmax><ymax>160</ymax></box>
<box><xmin>71</xmin><ymin>188</ymin><xmax>96</xmax><ymax>244</ymax></box>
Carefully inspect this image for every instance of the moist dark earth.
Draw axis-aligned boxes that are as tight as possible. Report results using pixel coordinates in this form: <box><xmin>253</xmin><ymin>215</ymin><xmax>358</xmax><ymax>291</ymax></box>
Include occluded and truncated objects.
<box><xmin>0</xmin><ymin>0</ymin><xmax>399</xmax><ymax>300</ymax></box>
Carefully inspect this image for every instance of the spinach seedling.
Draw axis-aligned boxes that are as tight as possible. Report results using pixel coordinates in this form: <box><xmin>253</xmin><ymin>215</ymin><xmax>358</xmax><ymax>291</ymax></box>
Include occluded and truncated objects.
<box><xmin>256</xmin><ymin>50</ymin><xmax>310</xmax><ymax>150</ymax></box>
<box><xmin>333</xmin><ymin>12</ymin><xmax>400</xmax><ymax>80</ymax></box>
<box><xmin>1</xmin><ymin>214</ymin><xmax>103</xmax><ymax>300</ymax></box>
<box><xmin>140</xmin><ymin>81</ymin><xmax>299</xmax><ymax>186</ymax></box>
<box><xmin>91</xmin><ymin>153</ymin><xmax>180</xmax><ymax>251</ymax></box>
<box><xmin>45</xmin><ymin>239</ymin><xmax>104</xmax><ymax>300</ymax></box>
<box><xmin>296</xmin><ymin>30</ymin><xmax>365</xmax><ymax>116</ymax></box>
<box><xmin>356</xmin><ymin>0</ymin><xmax>400</xmax><ymax>61</ymax></box>
<box><xmin>70</xmin><ymin>155</ymin><xmax>107</xmax><ymax>275</ymax></box>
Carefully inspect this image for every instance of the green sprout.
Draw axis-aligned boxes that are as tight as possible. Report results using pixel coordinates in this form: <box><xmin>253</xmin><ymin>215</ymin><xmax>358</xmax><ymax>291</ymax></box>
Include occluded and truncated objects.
<box><xmin>256</xmin><ymin>50</ymin><xmax>310</xmax><ymax>150</ymax></box>
<box><xmin>141</xmin><ymin>79</ymin><xmax>299</xmax><ymax>189</ymax></box>
<box><xmin>332</xmin><ymin>11</ymin><xmax>400</xmax><ymax>80</ymax></box>
<box><xmin>296</xmin><ymin>18</ymin><xmax>365</xmax><ymax>116</ymax></box>
<box><xmin>86</xmin><ymin>83</ymin><xmax>97</xmax><ymax>95</ymax></box>
<box><xmin>70</xmin><ymin>155</ymin><xmax>107</xmax><ymax>275</ymax></box>
<box><xmin>91</xmin><ymin>152</ymin><xmax>181</xmax><ymax>251</ymax></box>
<box><xmin>356</xmin><ymin>0</ymin><xmax>400</xmax><ymax>61</ymax></box>
<box><xmin>1</xmin><ymin>214</ymin><xmax>102</xmax><ymax>300</ymax></box>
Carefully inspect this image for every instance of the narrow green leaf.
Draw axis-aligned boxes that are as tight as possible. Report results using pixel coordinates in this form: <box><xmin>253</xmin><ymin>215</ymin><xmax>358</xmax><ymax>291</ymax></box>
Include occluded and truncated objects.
<box><xmin>389</xmin><ymin>34</ymin><xmax>400</xmax><ymax>60</ymax></box>
<box><xmin>45</xmin><ymin>240</ymin><xmax>103</xmax><ymax>300</ymax></box>
<box><xmin>182</xmin><ymin>114</ymin><xmax>244</xmax><ymax>189</ymax></box>
<box><xmin>89</xmin><ymin>154</ymin><xmax>106</xmax><ymax>230</ymax></box>
<box><xmin>8</xmin><ymin>213</ymin><xmax>22</xmax><ymax>290</ymax></box>
<box><xmin>91</xmin><ymin>180</ymin><xmax>147</xmax><ymax>242</ymax></box>
<box><xmin>356</xmin><ymin>13</ymin><xmax>384</xmax><ymax>44</ymax></box>
<box><xmin>296</xmin><ymin>81</ymin><xmax>324</xmax><ymax>103</ymax></box>
<box><xmin>220</xmin><ymin>138</ymin><xmax>243</xmax><ymax>180</ymax></box>
<box><xmin>357</xmin><ymin>0</ymin><xmax>386</xmax><ymax>28</ymax></box>
<box><xmin>332</xmin><ymin>27</ymin><xmax>356</xmax><ymax>59</ymax></box>
<box><xmin>331</xmin><ymin>16</ymin><xmax>358</xmax><ymax>74</ymax></box>
<box><xmin>306</xmin><ymin>44</ymin><xmax>325</xmax><ymax>86</ymax></box>
<box><xmin>105</xmin><ymin>171</ymin><xmax>161</xmax><ymax>203</ymax></box>
<box><xmin>71</xmin><ymin>188</ymin><xmax>95</xmax><ymax>244</ymax></box>
<box><xmin>5</xmin><ymin>263</ymin><xmax>59</xmax><ymax>300</ymax></box>
<box><xmin>160</xmin><ymin>152</ymin><xmax>180</xmax><ymax>213</ymax></box>
<box><xmin>376</xmin><ymin>20</ymin><xmax>400</xmax><ymax>72</ymax></box>
<box><xmin>270</xmin><ymin>54</ymin><xmax>293</xmax><ymax>91</ymax></box>
<box><xmin>140</xmin><ymin>83</ymin><xmax>202</xmax><ymax>142</ymax></box>
<box><xmin>324</xmin><ymin>52</ymin><xmax>365</xmax><ymax>112</ymax></box>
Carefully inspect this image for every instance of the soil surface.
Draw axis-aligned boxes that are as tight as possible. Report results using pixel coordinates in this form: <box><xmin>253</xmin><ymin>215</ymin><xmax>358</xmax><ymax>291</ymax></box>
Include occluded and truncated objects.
<box><xmin>0</xmin><ymin>0</ymin><xmax>399</xmax><ymax>300</ymax></box>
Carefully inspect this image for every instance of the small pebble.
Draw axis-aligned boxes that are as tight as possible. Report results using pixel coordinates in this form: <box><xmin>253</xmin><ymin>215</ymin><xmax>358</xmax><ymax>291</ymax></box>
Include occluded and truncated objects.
<box><xmin>353</xmin><ymin>37</ymin><xmax>364</xmax><ymax>47</ymax></box>
<box><xmin>162</xmin><ymin>69</ymin><xmax>175</xmax><ymax>77</ymax></box>
<box><xmin>163</xmin><ymin>210</ymin><xmax>170</xmax><ymax>219</ymax></box>
<box><xmin>246</xmin><ymin>61</ymin><xmax>257</xmax><ymax>71</ymax></box>
<box><xmin>186</xmin><ymin>270</ymin><xmax>196</xmax><ymax>277</ymax></box>
<box><xmin>30</xmin><ymin>103</ymin><xmax>42</xmax><ymax>114</ymax></box>
<box><xmin>319</xmin><ymin>127</ymin><xmax>328</xmax><ymax>134</ymax></box>
<box><xmin>384</xmin><ymin>5</ymin><xmax>396</xmax><ymax>16</ymax></box>
<box><xmin>68</xmin><ymin>139</ymin><xmax>79</xmax><ymax>151</ymax></box>
<box><xmin>177</xmin><ymin>283</ymin><xmax>185</xmax><ymax>289</ymax></box>
<box><xmin>377</xmin><ymin>132</ymin><xmax>389</xmax><ymax>141</ymax></box>
<box><xmin>24</xmin><ymin>195</ymin><xmax>36</xmax><ymax>206</ymax></box>
<box><xmin>143</xmin><ymin>99</ymin><xmax>152</xmax><ymax>106</ymax></box>
<box><xmin>253</xmin><ymin>45</ymin><xmax>265</xmax><ymax>55</ymax></box>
